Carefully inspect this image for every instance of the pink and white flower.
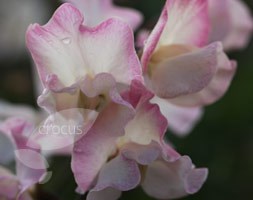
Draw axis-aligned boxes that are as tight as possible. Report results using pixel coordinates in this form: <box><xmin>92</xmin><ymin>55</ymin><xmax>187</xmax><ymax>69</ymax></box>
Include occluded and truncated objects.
<box><xmin>62</xmin><ymin>0</ymin><xmax>143</xmax><ymax>30</ymax></box>
<box><xmin>140</xmin><ymin>0</ymin><xmax>237</xmax><ymax>135</ymax></box>
<box><xmin>72</xmin><ymin>81</ymin><xmax>208</xmax><ymax>199</ymax></box>
<box><xmin>25</xmin><ymin>2</ymin><xmax>212</xmax><ymax>199</ymax></box>
<box><xmin>26</xmin><ymin>3</ymin><xmax>144</xmax><ymax>155</ymax></box>
<box><xmin>26</xmin><ymin>2</ymin><xmax>143</xmax><ymax>115</ymax></box>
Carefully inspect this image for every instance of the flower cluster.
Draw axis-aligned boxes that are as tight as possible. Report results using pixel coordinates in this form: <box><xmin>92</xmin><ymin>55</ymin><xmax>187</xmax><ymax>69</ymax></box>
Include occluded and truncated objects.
<box><xmin>0</xmin><ymin>0</ymin><xmax>252</xmax><ymax>199</ymax></box>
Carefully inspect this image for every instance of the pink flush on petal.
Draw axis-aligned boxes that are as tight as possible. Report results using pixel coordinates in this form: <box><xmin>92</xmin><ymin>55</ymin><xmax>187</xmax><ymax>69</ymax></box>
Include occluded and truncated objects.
<box><xmin>139</xmin><ymin>0</ymin><xmax>237</xmax><ymax>136</ymax></box>
<box><xmin>26</xmin><ymin>4</ymin><xmax>143</xmax><ymax>147</ymax></box>
<box><xmin>26</xmin><ymin>3</ymin><xmax>143</xmax><ymax>89</ymax></box>
<box><xmin>24</xmin><ymin>2</ymin><xmax>210</xmax><ymax>199</ymax></box>
<box><xmin>72</xmin><ymin>81</ymin><xmax>208</xmax><ymax>199</ymax></box>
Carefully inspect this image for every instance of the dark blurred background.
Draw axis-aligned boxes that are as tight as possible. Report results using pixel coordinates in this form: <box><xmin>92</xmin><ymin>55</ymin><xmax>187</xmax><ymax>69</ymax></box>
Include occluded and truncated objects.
<box><xmin>0</xmin><ymin>0</ymin><xmax>253</xmax><ymax>199</ymax></box>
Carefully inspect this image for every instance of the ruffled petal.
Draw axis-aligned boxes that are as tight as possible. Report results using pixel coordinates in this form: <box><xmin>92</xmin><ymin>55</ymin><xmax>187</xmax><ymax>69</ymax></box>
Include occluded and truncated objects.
<box><xmin>151</xmin><ymin>96</ymin><xmax>203</xmax><ymax>136</ymax></box>
<box><xmin>63</xmin><ymin>0</ymin><xmax>143</xmax><ymax>30</ymax></box>
<box><xmin>120</xmin><ymin>81</ymin><xmax>167</xmax><ymax>145</ymax></box>
<box><xmin>142</xmin><ymin>156</ymin><xmax>208</xmax><ymax>199</ymax></box>
<box><xmin>121</xmin><ymin>142</ymin><xmax>161</xmax><ymax>165</ymax></box>
<box><xmin>26</xmin><ymin>3</ymin><xmax>142</xmax><ymax>88</ymax></box>
<box><xmin>89</xmin><ymin>154</ymin><xmax>140</xmax><ymax>193</ymax></box>
<box><xmin>71</xmin><ymin>97</ymin><xmax>134</xmax><ymax>193</ymax></box>
<box><xmin>147</xmin><ymin>43</ymin><xmax>220</xmax><ymax>99</ymax></box>
<box><xmin>141</xmin><ymin>0</ymin><xmax>209</xmax><ymax>71</ymax></box>
<box><xmin>26</xmin><ymin>106</ymin><xmax>98</xmax><ymax>156</ymax></box>
<box><xmin>124</xmin><ymin>94</ymin><xmax>167</xmax><ymax>145</ymax></box>
<box><xmin>38</xmin><ymin>72</ymin><xmax>128</xmax><ymax>116</ymax></box>
<box><xmin>169</xmin><ymin>46</ymin><xmax>237</xmax><ymax>106</ymax></box>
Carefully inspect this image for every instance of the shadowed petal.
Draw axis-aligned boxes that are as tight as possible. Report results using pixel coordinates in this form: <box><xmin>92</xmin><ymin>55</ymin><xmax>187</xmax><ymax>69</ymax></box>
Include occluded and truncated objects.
<box><xmin>71</xmin><ymin>98</ymin><xmax>134</xmax><ymax>193</ymax></box>
<box><xmin>147</xmin><ymin>43</ymin><xmax>220</xmax><ymax>99</ymax></box>
<box><xmin>142</xmin><ymin>156</ymin><xmax>208</xmax><ymax>199</ymax></box>
<box><xmin>169</xmin><ymin>48</ymin><xmax>237</xmax><ymax>106</ymax></box>
<box><xmin>141</xmin><ymin>0</ymin><xmax>209</xmax><ymax>71</ymax></box>
<box><xmin>90</xmin><ymin>154</ymin><xmax>140</xmax><ymax>192</ymax></box>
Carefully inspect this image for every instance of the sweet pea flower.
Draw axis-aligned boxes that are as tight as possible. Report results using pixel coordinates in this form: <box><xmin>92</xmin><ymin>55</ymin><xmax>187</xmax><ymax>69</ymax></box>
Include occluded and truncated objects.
<box><xmin>0</xmin><ymin>118</ymin><xmax>48</xmax><ymax>200</ymax></box>
<box><xmin>72</xmin><ymin>81</ymin><xmax>208</xmax><ymax>199</ymax></box>
<box><xmin>209</xmin><ymin>0</ymin><xmax>253</xmax><ymax>51</ymax></box>
<box><xmin>62</xmin><ymin>0</ymin><xmax>143</xmax><ymax>30</ymax></box>
<box><xmin>140</xmin><ymin>0</ymin><xmax>237</xmax><ymax>135</ymax></box>
<box><xmin>26</xmin><ymin>3</ymin><xmax>143</xmax><ymax>155</ymax></box>
<box><xmin>26</xmin><ymin>2</ymin><xmax>143</xmax><ymax>114</ymax></box>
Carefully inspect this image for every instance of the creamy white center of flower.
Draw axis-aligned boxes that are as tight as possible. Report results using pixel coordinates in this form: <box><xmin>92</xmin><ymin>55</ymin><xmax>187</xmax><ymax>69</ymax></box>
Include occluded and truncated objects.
<box><xmin>148</xmin><ymin>44</ymin><xmax>196</xmax><ymax>76</ymax></box>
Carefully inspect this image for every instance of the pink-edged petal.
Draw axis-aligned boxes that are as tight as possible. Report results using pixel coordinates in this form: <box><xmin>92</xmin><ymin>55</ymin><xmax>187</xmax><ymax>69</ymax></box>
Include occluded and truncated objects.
<box><xmin>124</xmin><ymin>94</ymin><xmax>167</xmax><ymax>145</ymax></box>
<box><xmin>122</xmin><ymin>81</ymin><xmax>180</xmax><ymax>160</ymax></box>
<box><xmin>122</xmin><ymin>80</ymin><xmax>154</xmax><ymax>109</ymax></box>
<box><xmin>37</xmin><ymin>73</ymin><xmax>122</xmax><ymax>113</ymax></box>
<box><xmin>37</xmin><ymin>86</ymin><xmax>80</xmax><ymax>114</ymax></box>
<box><xmin>158</xmin><ymin>0</ymin><xmax>209</xmax><ymax>46</ymax></box>
<box><xmin>27</xmin><ymin>107</ymin><xmax>98</xmax><ymax>156</ymax></box>
<box><xmin>121</xmin><ymin>142</ymin><xmax>161</xmax><ymax>165</ymax></box>
<box><xmin>151</xmin><ymin>96</ymin><xmax>203</xmax><ymax>136</ymax></box>
<box><xmin>71</xmin><ymin>99</ymin><xmax>134</xmax><ymax>194</ymax></box>
<box><xmin>89</xmin><ymin>154</ymin><xmax>140</xmax><ymax>193</ymax></box>
<box><xmin>87</xmin><ymin>188</ymin><xmax>121</xmax><ymax>200</ymax></box>
<box><xmin>142</xmin><ymin>156</ymin><xmax>208</xmax><ymax>199</ymax></box>
<box><xmin>141</xmin><ymin>0</ymin><xmax>209</xmax><ymax>71</ymax></box>
<box><xmin>26</xmin><ymin>3</ymin><xmax>142</xmax><ymax>88</ymax></box>
<box><xmin>121</xmin><ymin>81</ymin><xmax>167</xmax><ymax>145</ymax></box>
<box><xmin>169</xmin><ymin>46</ymin><xmax>237</xmax><ymax>106</ymax></box>
<box><xmin>38</xmin><ymin>73</ymin><xmax>131</xmax><ymax>156</ymax></box>
<box><xmin>63</xmin><ymin>0</ymin><xmax>143</xmax><ymax>30</ymax></box>
<box><xmin>222</xmin><ymin>0</ymin><xmax>253</xmax><ymax>51</ymax></box>
<box><xmin>147</xmin><ymin>43</ymin><xmax>220</xmax><ymax>99</ymax></box>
